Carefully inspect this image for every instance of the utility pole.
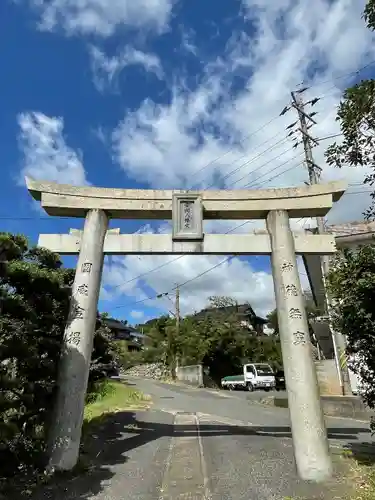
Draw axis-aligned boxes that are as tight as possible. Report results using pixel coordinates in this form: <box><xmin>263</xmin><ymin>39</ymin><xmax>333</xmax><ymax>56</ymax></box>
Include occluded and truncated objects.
<box><xmin>287</xmin><ymin>89</ymin><xmax>352</xmax><ymax>396</ymax></box>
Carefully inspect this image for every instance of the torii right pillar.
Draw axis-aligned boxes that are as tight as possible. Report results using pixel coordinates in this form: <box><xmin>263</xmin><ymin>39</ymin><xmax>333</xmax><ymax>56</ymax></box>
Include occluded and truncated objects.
<box><xmin>267</xmin><ymin>209</ymin><xmax>332</xmax><ymax>482</ymax></box>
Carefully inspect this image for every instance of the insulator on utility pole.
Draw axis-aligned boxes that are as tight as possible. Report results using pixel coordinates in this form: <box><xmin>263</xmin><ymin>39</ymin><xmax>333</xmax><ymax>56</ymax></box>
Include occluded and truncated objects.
<box><xmin>286</xmin><ymin>121</ymin><xmax>298</xmax><ymax>129</ymax></box>
<box><xmin>309</xmin><ymin>97</ymin><xmax>320</xmax><ymax>106</ymax></box>
<box><xmin>280</xmin><ymin>105</ymin><xmax>290</xmax><ymax>116</ymax></box>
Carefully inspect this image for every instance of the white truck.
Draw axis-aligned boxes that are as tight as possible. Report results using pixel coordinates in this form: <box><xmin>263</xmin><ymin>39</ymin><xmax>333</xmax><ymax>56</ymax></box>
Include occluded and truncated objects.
<box><xmin>221</xmin><ymin>363</ymin><xmax>276</xmax><ymax>392</ymax></box>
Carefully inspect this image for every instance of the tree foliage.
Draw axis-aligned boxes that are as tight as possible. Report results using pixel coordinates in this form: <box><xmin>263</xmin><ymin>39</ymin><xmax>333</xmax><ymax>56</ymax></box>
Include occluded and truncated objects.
<box><xmin>327</xmin><ymin>246</ymin><xmax>375</xmax><ymax>410</ymax></box>
<box><xmin>325</xmin><ymin>0</ymin><xmax>375</xmax><ymax>218</ymax></box>
<box><xmin>136</xmin><ymin>296</ymin><xmax>283</xmax><ymax>384</ymax></box>
<box><xmin>0</xmin><ymin>233</ymin><xmax>117</xmax><ymax>478</ymax></box>
<box><xmin>266</xmin><ymin>291</ymin><xmax>322</xmax><ymax>335</ymax></box>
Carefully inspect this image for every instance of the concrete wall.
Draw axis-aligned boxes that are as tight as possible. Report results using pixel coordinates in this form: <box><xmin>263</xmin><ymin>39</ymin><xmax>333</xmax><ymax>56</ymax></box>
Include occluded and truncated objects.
<box><xmin>272</xmin><ymin>394</ymin><xmax>372</xmax><ymax>420</ymax></box>
<box><xmin>315</xmin><ymin>360</ymin><xmax>341</xmax><ymax>395</ymax></box>
<box><xmin>176</xmin><ymin>364</ymin><xmax>203</xmax><ymax>387</ymax></box>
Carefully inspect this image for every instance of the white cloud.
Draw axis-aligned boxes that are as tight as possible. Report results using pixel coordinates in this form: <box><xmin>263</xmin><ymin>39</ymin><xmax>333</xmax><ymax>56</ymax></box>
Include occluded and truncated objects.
<box><xmin>17</xmin><ymin>111</ymin><xmax>88</xmax><ymax>185</ymax></box>
<box><xmin>21</xmin><ymin>0</ymin><xmax>175</xmax><ymax>36</ymax></box>
<box><xmin>100</xmin><ymin>219</ymin><xmax>315</xmax><ymax>319</ymax></box>
<box><xmin>102</xmin><ymin>251</ymin><xmax>276</xmax><ymax>319</ymax></box>
<box><xmin>112</xmin><ymin>0</ymin><xmax>375</xmax><ymax>220</ymax></box>
<box><xmin>105</xmin><ymin>0</ymin><xmax>375</xmax><ymax>318</ymax></box>
<box><xmin>90</xmin><ymin>46</ymin><xmax>163</xmax><ymax>91</ymax></box>
<box><xmin>130</xmin><ymin>310</ymin><xmax>144</xmax><ymax>320</ymax></box>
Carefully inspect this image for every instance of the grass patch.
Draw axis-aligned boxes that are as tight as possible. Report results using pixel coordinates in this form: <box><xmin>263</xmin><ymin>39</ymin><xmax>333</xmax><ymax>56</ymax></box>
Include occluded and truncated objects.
<box><xmin>341</xmin><ymin>447</ymin><xmax>375</xmax><ymax>499</ymax></box>
<box><xmin>0</xmin><ymin>381</ymin><xmax>151</xmax><ymax>498</ymax></box>
<box><xmin>84</xmin><ymin>380</ymin><xmax>151</xmax><ymax>424</ymax></box>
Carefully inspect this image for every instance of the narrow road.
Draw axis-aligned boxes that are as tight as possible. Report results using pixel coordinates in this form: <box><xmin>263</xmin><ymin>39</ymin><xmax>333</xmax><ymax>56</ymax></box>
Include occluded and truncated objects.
<box><xmin>41</xmin><ymin>377</ymin><xmax>372</xmax><ymax>500</ymax></box>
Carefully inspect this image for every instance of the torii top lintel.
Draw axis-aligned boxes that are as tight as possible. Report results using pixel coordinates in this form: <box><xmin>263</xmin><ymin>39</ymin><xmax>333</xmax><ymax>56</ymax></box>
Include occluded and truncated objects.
<box><xmin>25</xmin><ymin>176</ymin><xmax>347</xmax><ymax>220</ymax></box>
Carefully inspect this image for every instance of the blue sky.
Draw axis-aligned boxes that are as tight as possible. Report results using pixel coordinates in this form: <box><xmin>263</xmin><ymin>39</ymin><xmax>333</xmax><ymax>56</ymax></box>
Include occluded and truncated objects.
<box><xmin>1</xmin><ymin>0</ymin><xmax>375</xmax><ymax>324</ymax></box>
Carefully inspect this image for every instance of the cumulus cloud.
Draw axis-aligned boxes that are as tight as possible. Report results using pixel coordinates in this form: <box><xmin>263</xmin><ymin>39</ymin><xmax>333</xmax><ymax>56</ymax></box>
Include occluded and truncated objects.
<box><xmin>17</xmin><ymin>111</ymin><xmax>88</xmax><ymax>186</ymax></box>
<box><xmin>18</xmin><ymin>1</ymin><xmax>374</xmax><ymax>318</ymax></box>
<box><xmin>90</xmin><ymin>46</ymin><xmax>163</xmax><ymax>91</ymax></box>
<box><xmin>100</xmin><ymin>218</ymin><xmax>314</xmax><ymax>319</ymax></box>
<box><xmin>112</xmin><ymin>0</ymin><xmax>375</xmax><ymax>219</ymax></box>
<box><xmin>105</xmin><ymin>0</ymin><xmax>375</xmax><ymax>318</ymax></box>
<box><xmin>102</xmin><ymin>251</ymin><xmax>276</xmax><ymax>318</ymax></box>
<box><xmin>20</xmin><ymin>0</ymin><xmax>176</xmax><ymax>36</ymax></box>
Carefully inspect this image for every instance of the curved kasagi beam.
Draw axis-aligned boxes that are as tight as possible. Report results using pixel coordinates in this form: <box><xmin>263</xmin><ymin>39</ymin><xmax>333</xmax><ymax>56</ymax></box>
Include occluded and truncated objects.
<box><xmin>25</xmin><ymin>177</ymin><xmax>347</xmax><ymax>220</ymax></box>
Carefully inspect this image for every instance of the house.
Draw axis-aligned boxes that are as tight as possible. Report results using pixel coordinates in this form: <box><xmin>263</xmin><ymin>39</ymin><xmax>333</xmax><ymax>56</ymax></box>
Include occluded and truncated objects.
<box><xmin>193</xmin><ymin>303</ymin><xmax>268</xmax><ymax>336</ymax></box>
<box><xmin>101</xmin><ymin>317</ymin><xmax>144</xmax><ymax>352</ymax></box>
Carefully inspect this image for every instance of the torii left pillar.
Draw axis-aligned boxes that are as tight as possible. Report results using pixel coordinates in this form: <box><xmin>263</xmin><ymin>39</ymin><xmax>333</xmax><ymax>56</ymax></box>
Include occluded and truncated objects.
<box><xmin>47</xmin><ymin>209</ymin><xmax>108</xmax><ymax>471</ymax></box>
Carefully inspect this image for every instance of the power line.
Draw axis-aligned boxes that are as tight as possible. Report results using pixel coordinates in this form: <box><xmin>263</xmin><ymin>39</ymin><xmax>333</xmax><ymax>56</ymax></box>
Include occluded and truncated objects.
<box><xmin>107</xmin><ymin>193</ymin><xmax>325</xmax><ymax>312</ymax></box>
<box><xmin>297</xmin><ymin>58</ymin><xmax>375</xmax><ymax>95</ymax></box>
<box><xmin>187</xmin><ymin>114</ymin><xmax>283</xmax><ymax>189</ymax></box>
<box><xmin>107</xmin><ymin>159</ymin><xmax>307</xmax><ymax>300</ymax></box>
<box><xmin>105</xmin><ymin>214</ymin><xmax>259</xmax><ymax>298</ymax></box>
<box><xmin>242</xmin><ymin>152</ymin><xmax>304</xmax><ymax>188</ymax></box>
<box><xmin>204</xmin><ymin>132</ymin><xmax>289</xmax><ymax>189</ymax></box>
<box><xmin>109</xmin><ymin>256</ymin><xmax>234</xmax><ymax>311</ymax></box>
<box><xmin>253</xmin><ymin>161</ymin><xmax>304</xmax><ymax>188</ymax></box>
<box><xmin>228</xmin><ymin>143</ymin><xmax>299</xmax><ymax>188</ymax></box>
<box><xmin>344</xmin><ymin>189</ymin><xmax>373</xmax><ymax>195</ymax></box>
<box><xmin>317</xmin><ymin>133</ymin><xmax>342</xmax><ymax>141</ymax></box>
<box><xmin>101</xmin><ymin>138</ymin><xmax>297</xmax><ymax>294</ymax></box>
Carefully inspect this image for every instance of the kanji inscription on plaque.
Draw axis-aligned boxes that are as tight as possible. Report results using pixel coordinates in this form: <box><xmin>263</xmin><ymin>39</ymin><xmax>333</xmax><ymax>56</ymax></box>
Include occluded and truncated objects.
<box><xmin>182</xmin><ymin>201</ymin><xmax>194</xmax><ymax>229</ymax></box>
<box><xmin>172</xmin><ymin>193</ymin><xmax>203</xmax><ymax>241</ymax></box>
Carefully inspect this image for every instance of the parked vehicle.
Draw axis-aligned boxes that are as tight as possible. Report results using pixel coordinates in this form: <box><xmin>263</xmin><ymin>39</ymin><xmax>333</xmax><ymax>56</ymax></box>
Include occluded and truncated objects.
<box><xmin>221</xmin><ymin>363</ymin><xmax>276</xmax><ymax>392</ymax></box>
<box><xmin>274</xmin><ymin>369</ymin><xmax>286</xmax><ymax>391</ymax></box>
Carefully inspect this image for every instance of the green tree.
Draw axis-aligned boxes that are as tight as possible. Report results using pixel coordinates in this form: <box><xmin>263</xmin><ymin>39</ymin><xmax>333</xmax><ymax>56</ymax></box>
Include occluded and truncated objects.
<box><xmin>207</xmin><ymin>295</ymin><xmax>238</xmax><ymax>309</ymax></box>
<box><xmin>130</xmin><ymin>296</ymin><xmax>283</xmax><ymax>384</ymax></box>
<box><xmin>266</xmin><ymin>291</ymin><xmax>322</xmax><ymax>335</ymax></box>
<box><xmin>327</xmin><ymin>246</ymin><xmax>375</xmax><ymax>412</ymax></box>
<box><xmin>0</xmin><ymin>233</ymin><xmax>116</xmax><ymax>478</ymax></box>
<box><xmin>266</xmin><ymin>308</ymin><xmax>279</xmax><ymax>334</ymax></box>
<box><xmin>178</xmin><ymin>296</ymin><xmax>283</xmax><ymax>383</ymax></box>
<box><xmin>325</xmin><ymin>0</ymin><xmax>375</xmax><ymax>218</ymax></box>
<box><xmin>137</xmin><ymin>315</ymin><xmax>178</xmax><ymax>370</ymax></box>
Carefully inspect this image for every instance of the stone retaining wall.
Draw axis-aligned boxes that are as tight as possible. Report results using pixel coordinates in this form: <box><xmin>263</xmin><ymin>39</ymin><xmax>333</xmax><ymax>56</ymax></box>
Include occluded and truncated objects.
<box><xmin>122</xmin><ymin>363</ymin><xmax>170</xmax><ymax>380</ymax></box>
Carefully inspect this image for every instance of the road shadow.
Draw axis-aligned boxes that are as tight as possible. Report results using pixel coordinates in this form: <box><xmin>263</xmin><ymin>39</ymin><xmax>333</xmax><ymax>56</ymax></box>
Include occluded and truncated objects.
<box><xmin>18</xmin><ymin>411</ymin><xmax>372</xmax><ymax>500</ymax></box>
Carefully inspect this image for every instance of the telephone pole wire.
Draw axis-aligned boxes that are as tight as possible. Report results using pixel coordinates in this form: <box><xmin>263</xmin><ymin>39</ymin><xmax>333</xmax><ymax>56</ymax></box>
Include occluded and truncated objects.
<box><xmin>289</xmin><ymin>89</ymin><xmax>352</xmax><ymax>396</ymax></box>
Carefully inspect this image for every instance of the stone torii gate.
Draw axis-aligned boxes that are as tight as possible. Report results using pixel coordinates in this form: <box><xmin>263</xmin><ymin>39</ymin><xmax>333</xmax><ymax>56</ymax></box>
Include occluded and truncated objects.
<box><xmin>26</xmin><ymin>177</ymin><xmax>347</xmax><ymax>482</ymax></box>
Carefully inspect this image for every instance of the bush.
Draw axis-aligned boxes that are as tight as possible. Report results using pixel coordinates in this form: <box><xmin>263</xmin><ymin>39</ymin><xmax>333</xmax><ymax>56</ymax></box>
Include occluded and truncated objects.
<box><xmin>0</xmin><ymin>233</ymin><xmax>118</xmax><ymax>479</ymax></box>
<box><xmin>328</xmin><ymin>246</ymin><xmax>375</xmax><ymax>421</ymax></box>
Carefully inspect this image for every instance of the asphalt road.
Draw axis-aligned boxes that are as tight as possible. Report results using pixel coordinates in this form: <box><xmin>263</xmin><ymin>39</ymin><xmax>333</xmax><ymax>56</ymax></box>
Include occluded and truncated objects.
<box><xmin>40</xmin><ymin>378</ymin><xmax>373</xmax><ymax>500</ymax></box>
